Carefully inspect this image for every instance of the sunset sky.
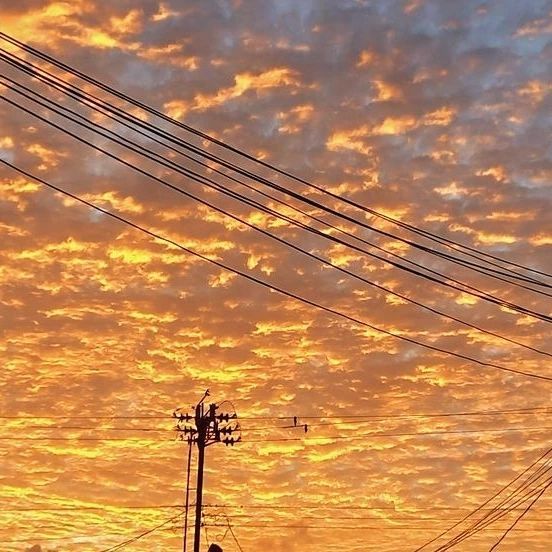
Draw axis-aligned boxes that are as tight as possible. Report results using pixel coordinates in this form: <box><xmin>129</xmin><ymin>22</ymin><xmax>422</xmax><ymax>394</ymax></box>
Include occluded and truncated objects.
<box><xmin>0</xmin><ymin>1</ymin><xmax>551</xmax><ymax>551</ymax></box>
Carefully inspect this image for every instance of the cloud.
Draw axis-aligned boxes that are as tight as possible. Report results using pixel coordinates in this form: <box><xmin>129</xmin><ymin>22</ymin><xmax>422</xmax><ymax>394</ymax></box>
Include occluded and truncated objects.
<box><xmin>193</xmin><ymin>68</ymin><xmax>302</xmax><ymax>111</ymax></box>
<box><xmin>0</xmin><ymin>1</ymin><xmax>550</xmax><ymax>551</ymax></box>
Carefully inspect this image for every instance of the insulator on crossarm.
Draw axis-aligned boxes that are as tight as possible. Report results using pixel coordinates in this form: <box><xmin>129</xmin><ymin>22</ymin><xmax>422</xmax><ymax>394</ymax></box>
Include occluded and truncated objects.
<box><xmin>223</xmin><ymin>436</ymin><xmax>241</xmax><ymax>447</ymax></box>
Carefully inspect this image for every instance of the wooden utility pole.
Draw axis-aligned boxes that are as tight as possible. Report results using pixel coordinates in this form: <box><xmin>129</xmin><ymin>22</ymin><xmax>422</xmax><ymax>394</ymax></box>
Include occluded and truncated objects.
<box><xmin>174</xmin><ymin>392</ymin><xmax>240</xmax><ymax>552</ymax></box>
<box><xmin>193</xmin><ymin>401</ymin><xmax>207</xmax><ymax>552</ymax></box>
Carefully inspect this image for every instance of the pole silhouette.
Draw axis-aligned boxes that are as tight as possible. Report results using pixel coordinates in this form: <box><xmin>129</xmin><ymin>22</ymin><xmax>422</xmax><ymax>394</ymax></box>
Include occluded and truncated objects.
<box><xmin>174</xmin><ymin>391</ymin><xmax>240</xmax><ymax>552</ymax></box>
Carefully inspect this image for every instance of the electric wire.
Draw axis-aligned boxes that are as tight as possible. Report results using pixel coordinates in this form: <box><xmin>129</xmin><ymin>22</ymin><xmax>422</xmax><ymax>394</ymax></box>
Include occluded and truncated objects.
<box><xmin>0</xmin><ymin>32</ymin><xmax>549</xmax><ymax>551</ymax></box>
<box><xmin>183</xmin><ymin>438</ymin><xmax>193</xmax><ymax>552</ymax></box>
<box><xmin>201</xmin><ymin>522</ymin><xmax>549</xmax><ymax>531</ymax></box>
<box><xmin>3</xmin><ymin>522</ymin><xmax>548</xmax><ymax>551</ymax></box>
<box><xmin>434</xmin><ymin>474</ymin><xmax>552</xmax><ymax>550</ymax></box>
<box><xmin>227</xmin><ymin>518</ymin><xmax>245</xmax><ymax>552</ymax></box>
<box><xmin>205</xmin><ymin>504</ymin><xmax>552</xmax><ymax>512</ymax></box>
<box><xmin>432</xmin><ymin>460</ymin><xmax>552</xmax><ymax>550</ymax></box>
<box><xmin>1</xmin><ymin>426</ymin><xmax>550</xmax><ymax>443</ymax></box>
<box><xmin>15</xmin><ymin>413</ymin><xmax>552</xmax><ymax>433</ymax></box>
<box><xmin>202</xmin><ymin>512</ymin><xmax>552</xmax><ymax>523</ymax></box>
<box><xmin>239</xmin><ymin>426</ymin><xmax>552</xmax><ymax>443</ymax></box>
<box><xmin>2</xmin><ymin>159</ymin><xmax>549</xmax><ymax>381</ymax></box>
<box><xmin>0</xmin><ymin>89</ymin><xmax>550</xmax><ymax>371</ymax></box>
<box><xmin>1</xmin><ymin>48</ymin><xmax>548</xmax><ymax>301</ymax></box>
<box><xmin>1</xmin><ymin>48</ymin><xmax>549</xmax><ymax>302</ymax></box>
<box><xmin>1</xmin><ymin>31</ymin><xmax>548</xmax><ymax>283</ymax></box>
<box><xmin>488</xmin><ymin>479</ymin><xmax>552</xmax><ymax>551</ymax></box>
<box><xmin>412</xmin><ymin>447</ymin><xmax>552</xmax><ymax>551</ymax></box>
<box><xmin>438</xmin><ymin>452</ymin><xmax>552</xmax><ymax>547</ymax></box>
<box><xmin>0</xmin><ymin>505</ymin><xmax>188</xmax><ymax>512</ymax></box>
<box><xmin>3</xmin><ymin>508</ymin><xmax>549</xmax><ymax>523</ymax></box>
<box><xmin>0</xmin><ymin>532</ymin><xmax>180</xmax><ymax>545</ymax></box>
<box><xmin>97</xmin><ymin>511</ymin><xmax>183</xmax><ymax>552</ymax></box>
<box><xmin>1</xmin><ymin>503</ymin><xmax>551</xmax><ymax>513</ymax></box>
<box><xmin>0</xmin><ymin>406</ymin><xmax>550</xmax><ymax>421</ymax></box>
<box><xmin>2</xmin><ymin>73</ymin><xmax>551</xmax><ymax>351</ymax></box>
<box><xmin>2</xmin><ymin>70</ymin><xmax>551</xmax><ymax>362</ymax></box>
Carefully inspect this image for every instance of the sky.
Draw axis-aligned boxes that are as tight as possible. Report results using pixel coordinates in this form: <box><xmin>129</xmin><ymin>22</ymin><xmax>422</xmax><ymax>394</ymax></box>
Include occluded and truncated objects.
<box><xmin>0</xmin><ymin>0</ymin><xmax>551</xmax><ymax>550</ymax></box>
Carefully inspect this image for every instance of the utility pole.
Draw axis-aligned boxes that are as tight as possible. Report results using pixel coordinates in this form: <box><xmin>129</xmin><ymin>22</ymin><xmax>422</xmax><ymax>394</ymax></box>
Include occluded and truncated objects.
<box><xmin>174</xmin><ymin>391</ymin><xmax>240</xmax><ymax>552</ymax></box>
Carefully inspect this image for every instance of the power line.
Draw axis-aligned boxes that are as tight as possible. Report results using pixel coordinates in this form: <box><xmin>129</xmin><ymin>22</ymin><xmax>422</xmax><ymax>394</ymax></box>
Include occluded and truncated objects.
<box><xmin>412</xmin><ymin>447</ymin><xmax>552</xmax><ymax>551</ymax></box>
<box><xmin>435</xmin><ymin>451</ymin><xmax>552</xmax><ymax>548</ymax></box>
<box><xmin>239</xmin><ymin>426</ymin><xmax>552</xmax><ymax>443</ymax></box>
<box><xmin>284</xmin><ymin>406</ymin><xmax>552</xmax><ymax>420</ymax></box>
<box><xmin>98</xmin><ymin>511</ymin><xmax>183</xmax><ymax>552</ymax></box>
<box><xmin>435</xmin><ymin>474</ymin><xmax>552</xmax><ymax>550</ymax></box>
<box><xmin>10</xmin><ymin>417</ymin><xmax>552</xmax><ymax>434</ymax></box>
<box><xmin>204</xmin><ymin>504</ymin><xmax>552</xmax><ymax>512</ymax></box>
<box><xmin>16</xmin><ymin>406</ymin><xmax>552</xmax><ymax>431</ymax></box>
<box><xmin>1</xmin><ymin>30</ymin><xmax>548</xmax><ymax>283</ymax></box>
<box><xmin>203</xmin><ymin>513</ymin><xmax>552</xmax><ymax>523</ymax></box>
<box><xmin>183</xmin><ymin>438</ymin><xmax>193</xmax><ymax>552</ymax></box>
<box><xmin>488</xmin><ymin>478</ymin><xmax>552</xmax><ymax>551</ymax></box>
<box><xmin>1</xmin><ymin>49</ymin><xmax>548</xmax><ymax>300</ymax></box>
<box><xmin>2</xmin><ymin>72</ymin><xmax>551</xmax><ymax>359</ymax></box>
<box><xmin>2</xmin><ymin>76</ymin><xmax>550</xmax><ymax>358</ymax></box>
<box><xmin>202</xmin><ymin>522</ymin><xmax>550</xmax><ymax>531</ymax></box>
<box><xmin>0</xmin><ymin>504</ymin><xmax>186</xmax><ymax>512</ymax></box>
<box><xmin>2</xmin><ymin>503</ymin><xmax>551</xmax><ymax>513</ymax></box>
<box><xmin>3</xmin><ymin>522</ymin><xmax>547</xmax><ymax>547</ymax></box>
<box><xmin>0</xmin><ymin>406</ymin><xmax>549</xmax><ymax>421</ymax></box>
<box><xmin>12</xmin><ymin>64</ymin><xmax>543</xmax><ymax>319</ymax></box>
<box><xmin>1</xmin><ymin>533</ymin><xmax>178</xmax><ymax>545</ymax></box>
<box><xmin>0</xmin><ymin>415</ymin><xmax>171</xmax><ymax>420</ymax></box>
<box><xmin>1</xmin><ymin>162</ymin><xmax>550</xmax><ymax>383</ymax></box>
<box><xmin>3</xmin><ymin>82</ymin><xmax>547</xmax><ymax>329</ymax></box>
<box><xmin>3</xmin><ymin>45</ymin><xmax>552</xmax><ymax>308</ymax></box>
<box><xmin>1</xmin><ymin>56</ymin><xmax>550</xmax><ymax>318</ymax></box>
<box><xmin>432</xmin><ymin>460</ymin><xmax>552</xmax><ymax>550</ymax></box>
<box><xmin>227</xmin><ymin>519</ymin><xmax>245</xmax><ymax>552</ymax></box>
<box><xmin>1</xmin><ymin>425</ymin><xmax>550</xmax><ymax>443</ymax></box>
<box><xmin>3</xmin><ymin>509</ymin><xmax>550</xmax><ymax>523</ymax></box>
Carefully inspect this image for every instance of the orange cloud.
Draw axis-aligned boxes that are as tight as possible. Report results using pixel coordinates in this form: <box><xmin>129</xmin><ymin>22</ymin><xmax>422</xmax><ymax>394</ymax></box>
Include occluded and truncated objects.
<box><xmin>326</xmin><ymin>126</ymin><xmax>371</xmax><ymax>154</ymax></box>
<box><xmin>373</xmin><ymin>116</ymin><xmax>417</xmax><ymax>135</ymax></box>
<box><xmin>194</xmin><ymin>68</ymin><xmax>301</xmax><ymax>110</ymax></box>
